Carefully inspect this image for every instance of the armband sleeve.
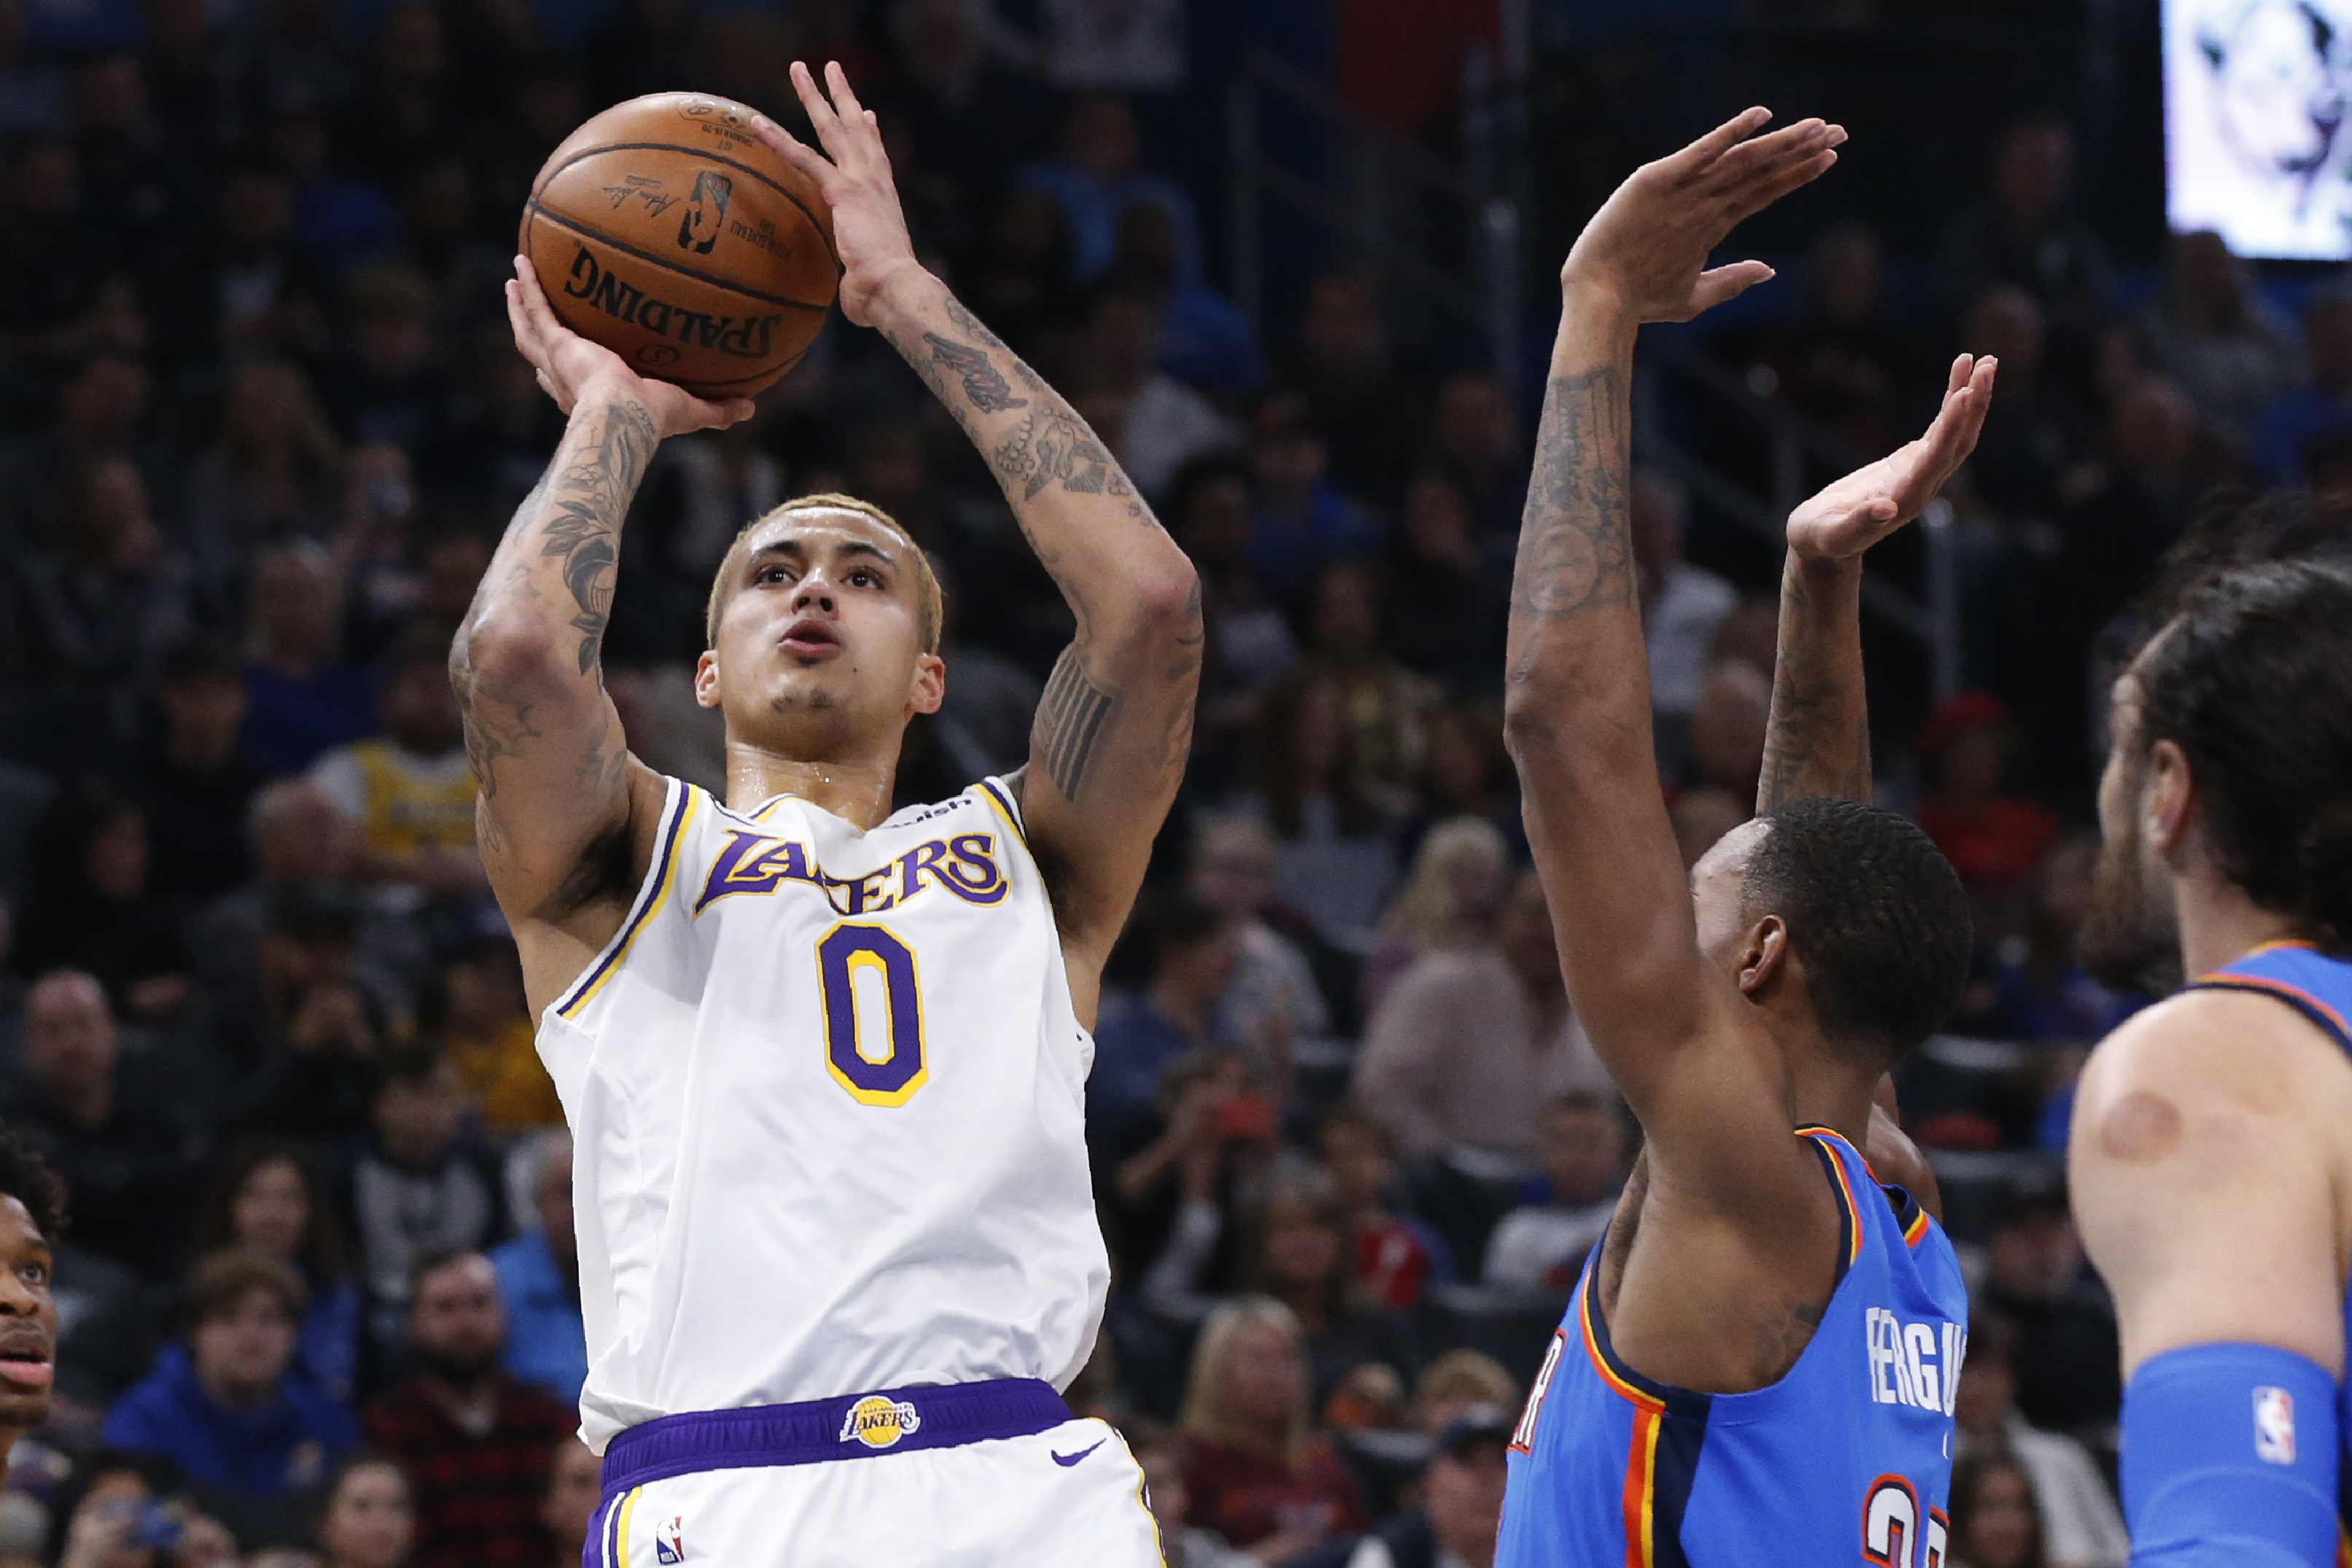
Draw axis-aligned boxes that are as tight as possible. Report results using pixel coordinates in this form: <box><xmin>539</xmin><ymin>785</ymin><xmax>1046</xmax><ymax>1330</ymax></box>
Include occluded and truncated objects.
<box><xmin>2121</xmin><ymin>1341</ymin><xmax>2342</xmax><ymax>1568</ymax></box>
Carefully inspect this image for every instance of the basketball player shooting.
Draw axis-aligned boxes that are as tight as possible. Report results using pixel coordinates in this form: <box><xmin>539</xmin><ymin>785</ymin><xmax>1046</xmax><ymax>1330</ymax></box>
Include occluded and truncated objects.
<box><xmin>1492</xmin><ymin>110</ymin><xmax>1994</xmax><ymax>1567</ymax></box>
<box><xmin>455</xmin><ymin>61</ymin><xmax>1192</xmax><ymax>1568</ymax></box>
<box><xmin>2067</xmin><ymin>552</ymin><xmax>2352</xmax><ymax>1567</ymax></box>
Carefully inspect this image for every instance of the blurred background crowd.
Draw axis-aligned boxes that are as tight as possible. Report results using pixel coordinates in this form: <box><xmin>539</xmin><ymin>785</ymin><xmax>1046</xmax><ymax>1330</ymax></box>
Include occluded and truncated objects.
<box><xmin>0</xmin><ymin>0</ymin><xmax>2313</xmax><ymax>1565</ymax></box>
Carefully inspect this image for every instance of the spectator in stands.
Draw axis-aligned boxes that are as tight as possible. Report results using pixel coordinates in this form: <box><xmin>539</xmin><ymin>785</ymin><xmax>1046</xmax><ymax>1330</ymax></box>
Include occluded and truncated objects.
<box><xmin>962</xmin><ymin>187</ymin><xmax>1079</xmax><ymax>359</ymax></box>
<box><xmin>1187</xmin><ymin>817</ymin><xmax>1330</xmax><ymax>1066</ymax></box>
<box><xmin>343</xmin><ymin>1048</ymin><xmax>505</xmax><ymax>1362</ymax></box>
<box><xmin>1365</xmin><ymin>816</ymin><xmax>1511</xmax><ymax>1021</ymax></box>
<box><xmin>489</xmin><ymin>1132</ymin><xmax>585</xmax><ymax>1407</ymax></box>
<box><xmin>873</xmin><ymin>0</ymin><xmax>1054</xmax><ymax>277</ymax></box>
<box><xmin>315</xmin><ymin>1453</ymin><xmax>415</xmax><ymax>1568</ymax></box>
<box><xmin>183</xmin><ymin>359</ymin><xmax>346</xmax><ymax>585</ymax></box>
<box><xmin>1481</xmin><ymin>1093</ymin><xmax>1630</xmax><ymax>1294</ymax></box>
<box><xmin>1245</xmin><ymin>395</ymin><xmax>1382</xmax><ymax>612</ymax></box>
<box><xmin>1915</xmin><ymin>691</ymin><xmax>2060</xmax><ymax>940</ymax></box>
<box><xmin>1345</xmin><ymin>1406</ymin><xmax>1510</xmax><ymax>1568</ymax></box>
<box><xmin>1240</xmin><ymin>1162</ymin><xmax>1417</xmax><ymax>1412</ymax></box>
<box><xmin>1300</xmin><ymin>559</ymin><xmax>1440</xmax><ymax>797</ymax></box>
<box><xmin>1107</xmin><ymin>202</ymin><xmax>1261</xmax><ymax>402</ymax></box>
<box><xmin>1247</xmin><ymin>670</ymin><xmax>1403</xmax><ymax>955</ymax></box>
<box><xmin>1979</xmin><ymin>1187</ymin><xmax>2120</xmax><ymax>1432</ymax></box>
<box><xmin>192</xmin><ymin>1142</ymin><xmax>361</xmax><ymax>1406</ymax></box>
<box><xmin>320</xmin><ymin>268</ymin><xmax>450</xmax><ymax>461</ymax></box>
<box><xmin>1101</xmin><ymin>1048</ymin><xmax>1272</xmax><ymax>1312</ymax></box>
<box><xmin>238</xmin><ymin>542</ymin><xmax>373</xmax><ymax>779</ymax></box>
<box><xmin>540</xmin><ymin>1438</ymin><xmax>600</xmax><ymax>1568</ymax></box>
<box><xmin>45</xmin><ymin>1451</ymin><xmax>238</xmax><ymax>1568</ymax></box>
<box><xmin>1986</xmin><ymin>833</ymin><xmax>2143</xmax><ymax>1048</ymax></box>
<box><xmin>1958</xmin><ymin>286</ymin><xmax>2097</xmax><ymax>523</ymax></box>
<box><xmin>363</xmin><ymin>1252</ymin><xmax>570</xmax><ymax>1568</ymax></box>
<box><xmin>1177</xmin><ymin>1297</ymin><xmax>1368</xmax><ymax>1561</ymax></box>
<box><xmin>1632</xmin><ymin>470</ymin><xmax>1737</xmax><ymax>762</ymax></box>
<box><xmin>1766</xmin><ymin>221</ymin><xmax>1916</xmax><ymax>457</ymax></box>
<box><xmin>1091</xmin><ymin>892</ymin><xmax>1245</xmax><ymax>1127</ymax></box>
<box><xmin>1077</xmin><ymin>286</ymin><xmax>1239</xmax><ymax>500</ymax></box>
<box><xmin>1170</xmin><ymin>458</ymin><xmax>1296</xmax><ymax>789</ymax></box>
<box><xmin>432</xmin><ymin>927</ymin><xmax>556</xmax><ymax>1131</ymax></box>
<box><xmin>307</xmin><ymin>627</ymin><xmax>480</xmax><ymax>903</ymax></box>
<box><xmin>1398</xmin><ymin>703</ymin><xmax>1521</xmax><ymax>877</ymax></box>
<box><xmin>1316</xmin><ymin>1103</ymin><xmax>1451</xmax><ymax>1309</ymax></box>
<box><xmin>1356</xmin><ymin>872</ymin><xmax>1608</xmax><ymax>1163</ymax></box>
<box><xmin>1411</xmin><ymin>1352</ymin><xmax>1519</xmax><ymax>1439</ymax></box>
<box><xmin>1947</xmin><ymin>1451</ymin><xmax>2050</xmax><ymax>1568</ymax></box>
<box><xmin>1428</xmin><ymin>372</ymin><xmax>1524</xmax><ymax>545</ymax></box>
<box><xmin>8</xmin><ymin>453</ymin><xmax>191</xmax><ymax>702</ymax></box>
<box><xmin>1021</xmin><ymin>94</ymin><xmax>1196</xmax><ymax>285</ymax></box>
<box><xmin>1387</xmin><ymin>471</ymin><xmax>1509</xmax><ymax>698</ymax></box>
<box><xmin>3</xmin><ymin>971</ymin><xmax>197</xmax><ymax>1282</ymax></box>
<box><xmin>1682</xmin><ymin>658</ymin><xmax>1772</xmax><ymax>805</ymax></box>
<box><xmin>139</xmin><ymin>637</ymin><xmax>264</xmax><ymax>905</ymax></box>
<box><xmin>1670</xmin><ymin>787</ymin><xmax>1749</xmax><ymax>870</ymax></box>
<box><xmin>2253</xmin><ymin>291</ymin><xmax>2352</xmax><ymax>485</ymax></box>
<box><xmin>1953</xmin><ymin>1311</ymin><xmax>2127</xmax><ymax>1568</ymax></box>
<box><xmin>1124</xmin><ymin>1417</ymin><xmax>1255</xmax><ymax>1568</ymax></box>
<box><xmin>228</xmin><ymin>892</ymin><xmax>395</xmax><ymax>1140</ymax></box>
<box><xmin>1939</xmin><ymin>114</ymin><xmax>2113</xmax><ymax>356</ymax></box>
<box><xmin>1276</xmin><ymin>270</ymin><xmax>1417</xmax><ymax>503</ymax></box>
<box><xmin>2134</xmin><ymin>229</ymin><xmax>2298</xmax><ymax>449</ymax></box>
<box><xmin>15</xmin><ymin>784</ymin><xmax>190</xmax><ymax>1020</ymax></box>
<box><xmin>104</xmin><ymin>1249</ymin><xmax>359</xmax><ymax>1525</ymax></box>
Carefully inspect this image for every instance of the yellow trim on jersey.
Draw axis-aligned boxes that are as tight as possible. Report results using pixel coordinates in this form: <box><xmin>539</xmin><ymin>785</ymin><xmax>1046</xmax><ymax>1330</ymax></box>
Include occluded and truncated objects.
<box><xmin>975</xmin><ymin>776</ymin><xmax>1029</xmax><ymax>848</ymax></box>
<box><xmin>615</xmin><ymin>1486</ymin><xmax>643</xmax><ymax>1568</ymax></box>
<box><xmin>554</xmin><ymin>787</ymin><xmax>700</xmax><ymax>1021</ymax></box>
<box><xmin>1102</xmin><ymin>1424</ymin><xmax>1169</xmax><ymax>1567</ymax></box>
<box><xmin>818</xmin><ymin>920</ymin><xmax>932</xmax><ymax>1107</ymax></box>
<box><xmin>1796</xmin><ymin>1127</ymin><xmax>1868</xmax><ymax>1266</ymax></box>
<box><xmin>1904</xmin><ymin>1207</ymin><xmax>1931</xmax><ymax>1247</ymax></box>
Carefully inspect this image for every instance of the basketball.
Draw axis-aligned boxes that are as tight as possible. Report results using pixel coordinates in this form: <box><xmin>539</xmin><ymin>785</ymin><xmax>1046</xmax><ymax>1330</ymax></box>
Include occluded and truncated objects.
<box><xmin>520</xmin><ymin>92</ymin><xmax>838</xmax><ymax>400</ymax></box>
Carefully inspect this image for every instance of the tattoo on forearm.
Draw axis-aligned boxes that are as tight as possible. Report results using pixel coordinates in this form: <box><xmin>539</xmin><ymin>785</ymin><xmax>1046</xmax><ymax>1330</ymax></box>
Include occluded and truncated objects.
<box><xmin>924</xmin><ymin>332</ymin><xmax>1027</xmax><ymax>413</ymax></box>
<box><xmin>1756</xmin><ymin>558</ymin><xmax>1872</xmax><ymax>811</ymax></box>
<box><xmin>537</xmin><ymin>400</ymin><xmax>656</xmax><ymax>674</ymax></box>
<box><xmin>1035</xmin><ymin>648</ymin><xmax>1118</xmax><ymax>800</ymax></box>
<box><xmin>1508</xmin><ymin>367</ymin><xmax>1635</xmax><ymax>628</ymax></box>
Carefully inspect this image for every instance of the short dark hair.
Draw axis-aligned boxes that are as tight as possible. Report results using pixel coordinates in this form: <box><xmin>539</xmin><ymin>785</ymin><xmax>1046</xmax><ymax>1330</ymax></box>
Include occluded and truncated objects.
<box><xmin>2125</xmin><ymin>560</ymin><xmax>2352</xmax><ymax>951</ymax></box>
<box><xmin>1747</xmin><ymin>796</ymin><xmax>1972</xmax><ymax>1060</ymax></box>
<box><xmin>183</xmin><ymin>1247</ymin><xmax>307</xmax><ymax>1328</ymax></box>
<box><xmin>373</xmin><ymin>1042</ymin><xmax>448</xmax><ymax>1095</ymax></box>
<box><xmin>0</xmin><ymin>1120</ymin><xmax>66</xmax><ymax>1243</ymax></box>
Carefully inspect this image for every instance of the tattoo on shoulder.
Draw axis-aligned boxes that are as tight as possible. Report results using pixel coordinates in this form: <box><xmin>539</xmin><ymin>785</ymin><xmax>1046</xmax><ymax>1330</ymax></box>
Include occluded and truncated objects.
<box><xmin>924</xmin><ymin>332</ymin><xmax>1028</xmax><ymax>414</ymax></box>
<box><xmin>1035</xmin><ymin>648</ymin><xmax>1117</xmax><ymax>800</ymax></box>
<box><xmin>1508</xmin><ymin>366</ymin><xmax>1635</xmax><ymax>625</ymax></box>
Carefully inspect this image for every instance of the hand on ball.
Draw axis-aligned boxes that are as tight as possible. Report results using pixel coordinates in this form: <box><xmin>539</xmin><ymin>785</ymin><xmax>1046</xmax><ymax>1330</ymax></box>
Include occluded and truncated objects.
<box><xmin>751</xmin><ymin>61</ymin><xmax>922</xmax><ymax>330</ymax></box>
<box><xmin>505</xmin><ymin>256</ymin><xmax>757</xmax><ymax>436</ymax></box>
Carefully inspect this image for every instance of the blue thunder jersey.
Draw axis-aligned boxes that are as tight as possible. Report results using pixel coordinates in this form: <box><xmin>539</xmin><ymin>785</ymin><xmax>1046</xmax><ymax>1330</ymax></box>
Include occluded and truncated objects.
<box><xmin>1497</xmin><ymin>1126</ymin><xmax>1969</xmax><ymax>1568</ymax></box>
<box><xmin>2186</xmin><ymin>938</ymin><xmax>2352</xmax><ymax>1554</ymax></box>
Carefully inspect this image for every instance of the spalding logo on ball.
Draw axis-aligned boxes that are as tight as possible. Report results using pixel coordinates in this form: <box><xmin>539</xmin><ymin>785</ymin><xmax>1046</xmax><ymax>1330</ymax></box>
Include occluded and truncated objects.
<box><xmin>520</xmin><ymin>92</ymin><xmax>839</xmax><ymax>399</ymax></box>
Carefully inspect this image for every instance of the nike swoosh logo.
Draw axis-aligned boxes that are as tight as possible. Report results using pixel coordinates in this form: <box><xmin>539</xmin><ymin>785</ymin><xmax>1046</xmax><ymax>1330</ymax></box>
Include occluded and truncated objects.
<box><xmin>1051</xmin><ymin>1440</ymin><xmax>1105</xmax><ymax>1467</ymax></box>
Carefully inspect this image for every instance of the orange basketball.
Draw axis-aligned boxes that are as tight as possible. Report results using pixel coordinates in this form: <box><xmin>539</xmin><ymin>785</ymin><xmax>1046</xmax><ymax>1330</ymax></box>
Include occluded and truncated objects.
<box><xmin>520</xmin><ymin>93</ymin><xmax>838</xmax><ymax>399</ymax></box>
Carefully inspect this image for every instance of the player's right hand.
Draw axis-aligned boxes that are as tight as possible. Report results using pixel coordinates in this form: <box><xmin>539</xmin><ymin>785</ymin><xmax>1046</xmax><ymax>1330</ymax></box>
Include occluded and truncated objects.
<box><xmin>1560</xmin><ymin>108</ymin><xmax>1843</xmax><ymax>323</ymax></box>
<box><xmin>505</xmin><ymin>256</ymin><xmax>756</xmax><ymax>437</ymax></box>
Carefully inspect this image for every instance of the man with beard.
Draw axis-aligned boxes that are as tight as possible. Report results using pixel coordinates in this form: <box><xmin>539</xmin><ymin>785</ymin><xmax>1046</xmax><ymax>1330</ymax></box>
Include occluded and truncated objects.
<box><xmin>0</xmin><ymin>1121</ymin><xmax>63</xmax><ymax>1457</ymax></box>
<box><xmin>2068</xmin><ymin>556</ymin><xmax>2352</xmax><ymax>1568</ymax></box>
<box><xmin>362</xmin><ymin>1251</ymin><xmax>571</xmax><ymax>1568</ymax></box>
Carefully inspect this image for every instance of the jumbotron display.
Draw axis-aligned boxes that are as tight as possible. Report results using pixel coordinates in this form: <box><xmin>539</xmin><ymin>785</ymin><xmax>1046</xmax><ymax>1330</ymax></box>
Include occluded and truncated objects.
<box><xmin>2166</xmin><ymin>0</ymin><xmax>2352</xmax><ymax>257</ymax></box>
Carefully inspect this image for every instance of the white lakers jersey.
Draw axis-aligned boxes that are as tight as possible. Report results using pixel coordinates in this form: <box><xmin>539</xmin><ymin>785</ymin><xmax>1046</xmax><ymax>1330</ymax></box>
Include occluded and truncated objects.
<box><xmin>535</xmin><ymin>774</ymin><xmax>1110</xmax><ymax>1452</ymax></box>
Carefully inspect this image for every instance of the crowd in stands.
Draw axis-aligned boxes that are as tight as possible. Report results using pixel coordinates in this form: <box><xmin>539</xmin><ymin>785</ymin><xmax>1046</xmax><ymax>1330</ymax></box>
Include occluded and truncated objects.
<box><xmin>0</xmin><ymin>1</ymin><xmax>2332</xmax><ymax>1567</ymax></box>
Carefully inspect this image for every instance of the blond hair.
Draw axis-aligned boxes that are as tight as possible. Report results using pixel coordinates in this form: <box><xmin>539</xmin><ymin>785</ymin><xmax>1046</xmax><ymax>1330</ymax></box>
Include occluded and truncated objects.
<box><xmin>1379</xmin><ymin>815</ymin><xmax>1511</xmax><ymax>951</ymax></box>
<box><xmin>1413</xmin><ymin>1348</ymin><xmax>1519</xmax><ymax>1416</ymax></box>
<box><xmin>702</xmin><ymin>492</ymin><xmax>944</xmax><ymax>652</ymax></box>
<box><xmin>1177</xmin><ymin>1295</ymin><xmax>1313</xmax><ymax>1463</ymax></box>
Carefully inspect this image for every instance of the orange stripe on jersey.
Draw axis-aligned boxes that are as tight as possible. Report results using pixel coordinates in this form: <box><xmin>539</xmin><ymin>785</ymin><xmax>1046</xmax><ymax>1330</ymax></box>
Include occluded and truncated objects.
<box><xmin>2200</xmin><ymin>972</ymin><xmax>2352</xmax><ymax>1039</ymax></box>
<box><xmin>1798</xmin><ymin>1128</ymin><xmax>1868</xmax><ymax>1266</ymax></box>
<box><xmin>1904</xmin><ymin>1207</ymin><xmax>1931</xmax><ymax>1248</ymax></box>
<box><xmin>1578</xmin><ymin>1276</ymin><xmax>1659</xmax><ymax>1410</ymax></box>
<box><xmin>1622</xmin><ymin>1402</ymin><xmax>1662</xmax><ymax>1568</ymax></box>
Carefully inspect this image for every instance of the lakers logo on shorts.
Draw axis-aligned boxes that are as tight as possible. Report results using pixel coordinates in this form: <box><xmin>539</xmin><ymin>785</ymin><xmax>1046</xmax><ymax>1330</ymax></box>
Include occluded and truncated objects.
<box><xmin>838</xmin><ymin>1395</ymin><xmax>922</xmax><ymax>1450</ymax></box>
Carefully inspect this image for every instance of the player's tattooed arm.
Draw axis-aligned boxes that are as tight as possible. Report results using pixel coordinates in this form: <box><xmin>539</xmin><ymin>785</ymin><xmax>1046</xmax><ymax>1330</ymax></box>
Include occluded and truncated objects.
<box><xmin>758</xmin><ymin>61</ymin><xmax>1199</xmax><ymax>1010</ymax></box>
<box><xmin>1759</xmin><ymin>352</ymin><xmax>1997</xmax><ymax>813</ymax></box>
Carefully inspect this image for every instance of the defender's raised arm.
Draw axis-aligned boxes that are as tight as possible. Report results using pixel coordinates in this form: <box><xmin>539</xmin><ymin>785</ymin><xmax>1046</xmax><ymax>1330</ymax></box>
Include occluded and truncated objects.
<box><xmin>755</xmin><ymin>63</ymin><xmax>1199</xmax><ymax>1010</ymax></box>
<box><xmin>1502</xmin><ymin>110</ymin><xmax>1839</xmax><ymax>1130</ymax></box>
<box><xmin>451</xmin><ymin>265</ymin><xmax>755</xmax><ymax>1012</ymax></box>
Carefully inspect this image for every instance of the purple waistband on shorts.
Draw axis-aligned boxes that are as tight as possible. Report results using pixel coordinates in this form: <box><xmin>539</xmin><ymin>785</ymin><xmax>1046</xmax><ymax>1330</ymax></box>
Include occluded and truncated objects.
<box><xmin>596</xmin><ymin>1378</ymin><xmax>1071</xmax><ymax>1498</ymax></box>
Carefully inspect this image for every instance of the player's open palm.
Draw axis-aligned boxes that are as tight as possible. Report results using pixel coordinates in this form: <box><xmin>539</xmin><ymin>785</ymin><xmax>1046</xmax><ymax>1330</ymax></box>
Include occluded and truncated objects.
<box><xmin>505</xmin><ymin>257</ymin><xmax>755</xmax><ymax>434</ymax></box>
<box><xmin>1563</xmin><ymin>108</ymin><xmax>1845</xmax><ymax>322</ymax></box>
<box><xmin>1786</xmin><ymin>353</ymin><xmax>1998</xmax><ymax>562</ymax></box>
<box><xmin>755</xmin><ymin>61</ymin><xmax>919</xmax><ymax>329</ymax></box>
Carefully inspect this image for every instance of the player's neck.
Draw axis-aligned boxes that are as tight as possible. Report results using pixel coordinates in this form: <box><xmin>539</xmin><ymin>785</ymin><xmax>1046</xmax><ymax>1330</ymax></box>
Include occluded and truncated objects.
<box><xmin>2174</xmin><ymin>870</ymin><xmax>2305</xmax><ymax>981</ymax></box>
<box><xmin>1784</xmin><ymin>1058</ymin><xmax>1879</xmax><ymax>1152</ymax></box>
<box><xmin>723</xmin><ymin>742</ymin><xmax>900</xmax><ymax>830</ymax></box>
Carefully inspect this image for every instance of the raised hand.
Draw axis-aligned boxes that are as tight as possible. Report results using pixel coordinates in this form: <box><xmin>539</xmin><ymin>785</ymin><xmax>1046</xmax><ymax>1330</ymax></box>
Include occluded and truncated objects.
<box><xmin>1562</xmin><ymin>108</ymin><xmax>1845</xmax><ymax>324</ymax></box>
<box><xmin>751</xmin><ymin>61</ymin><xmax>922</xmax><ymax>329</ymax></box>
<box><xmin>1786</xmin><ymin>354</ymin><xmax>1997</xmax><ymax>562</ymax></box>
<box><xmin>504</xmin><ymin>256</ymin><xmax>755</xmax><ymax>436</ymax></box>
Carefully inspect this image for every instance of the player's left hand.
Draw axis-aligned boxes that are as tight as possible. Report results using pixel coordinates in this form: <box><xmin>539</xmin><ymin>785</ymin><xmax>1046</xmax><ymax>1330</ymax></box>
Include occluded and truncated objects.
<box><xmin>1562</xmin><ymin>107</ymin><xmax>1844</xmax><ymax>323</ymax></box>
<box><xmin>1786</xmin><ymin>353</ymin><xmax>1998</xmax><ymax>562</ymax></box>
<box><xmin>753</xmin><ymin>61</ymin><xmax>920</xmax><ymax>330</ymax></box>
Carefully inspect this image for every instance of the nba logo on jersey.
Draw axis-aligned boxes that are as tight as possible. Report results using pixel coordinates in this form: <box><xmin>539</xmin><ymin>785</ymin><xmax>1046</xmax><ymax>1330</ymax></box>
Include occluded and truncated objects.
<box><xmin>839</xmin><ymin>1395</ymin><xmax>923</xmax><ymax>1450</ymax></box>
<box><xmin>2254</xmin><ymin>1386</ymin><xmax>2297</xmax><ymax>1464</ymax></box>
<box><xmin>654</xmin><ymin>1517</ymin><xmax>685</xmax><ymax>1564</ymax></box>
